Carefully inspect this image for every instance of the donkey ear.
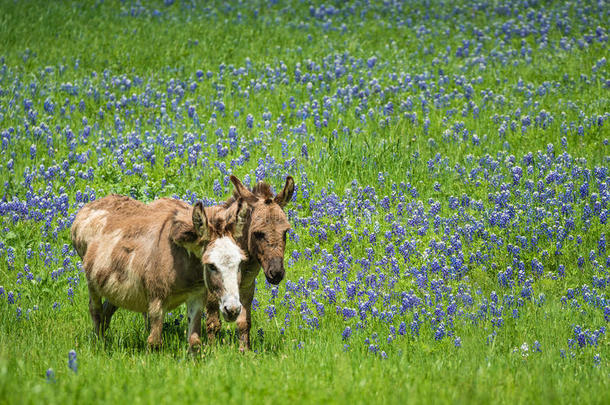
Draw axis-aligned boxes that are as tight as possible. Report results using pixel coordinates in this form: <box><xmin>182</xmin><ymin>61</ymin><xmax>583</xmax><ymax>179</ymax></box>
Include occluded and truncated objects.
<box><xmin>230</xmin><ymin>175</ymin><xmax>258</xmax><ymax>205</ymax></box>
<box><xmin>274</xmin><ymin>176</ymin><xmax>295</xmax><ymax>207</ymax></box>
<box><xmin>169</xmin><ymin>220</ymin><xmax>198</xmax><ymax>246</ymax></box>
<box><xmin>192</xmin><ymin>201</ymin><xmax>210</xmax><ymax>240</ymax></box>
<box><xmin>232</xmin><ymin>200</ymin><xmax>249</xmax><ymax>239</ymax></box>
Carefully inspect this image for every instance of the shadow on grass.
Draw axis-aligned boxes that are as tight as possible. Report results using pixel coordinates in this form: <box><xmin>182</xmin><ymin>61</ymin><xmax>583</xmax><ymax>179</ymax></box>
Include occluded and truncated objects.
<box><xmin>85</xmin><ymin>313</ymin><xmax>187</xmax><ymax>356</ymax></box>
<box><xmin>85</xmin><ymin>312</ymin><xmax>287</xmax><ymax>357</ymax></box>
<box><xmin>204</xmin><ymin>327</ymin><xmax>287</xmax><ymax>356</ymax></box>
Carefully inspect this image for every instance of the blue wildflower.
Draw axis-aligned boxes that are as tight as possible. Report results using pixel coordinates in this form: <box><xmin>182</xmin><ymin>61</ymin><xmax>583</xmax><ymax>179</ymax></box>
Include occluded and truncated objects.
<box><xmin>68</xmin><ymin>350</ymin><xmax>77</xmax><ymax>373</ymax></box>
<box><xmin>342</xmin><ymin>326</ymin><xmax>352</xmax><ymax>341</ymax></box>
<box><xmin>46</xmin><ymin>368</ymin><xmax>55</xmax><ymax>383</ymax></box>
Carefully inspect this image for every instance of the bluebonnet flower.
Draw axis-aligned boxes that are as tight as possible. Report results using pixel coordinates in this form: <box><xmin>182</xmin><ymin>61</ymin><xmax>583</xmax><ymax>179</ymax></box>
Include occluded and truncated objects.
<box><xmin>44</xmin><ymin>98</ymin><xmax>55</xmax><ymax>114</ymax></box>
<box><xmin>342</xmin><ymin>308</ymin><xmax>356</xmax><ymax>320</ymax></box>
<box><xmin>410</xmin><ymin>320</ymin><xmax>420</xmax><ymax>336</ymax></box>
<box><xmin>342</xmin><ymin>326</ymin><xmax>352</xmax><ymax>341</ymax></box>
<box><xmin>213</xmin><ymin>180</ymin><xmax>222</xmax><ymax>197</ymax></box>
<box><xmin>6</xmin><ymin>247</ymin><xmax>15</xmax><ymax>270</ymax></box>
<box><xmin>533</xmin><ymin>341</ymin><xmax>542</xmax><ymax>352</ymax></box>
<box><xmin>265</xmin><ymin>305</ymin><xmax>276</xmax><ymax>320</ymax></box>
<box><xmin>593</xmin><ymin>354</ymin><xmax>601</xmax><ymax>367</ymax></box>
<box><xmin>397</xmin><ymin>321</ymin><xmax>407</xmax><ymax>336</ymax></box>
<box><xmin>46</xmin><ymin>368</ymin><xmax>55</xmax><ymax>383</ymax></box>
<box><xmin>570</xmin><ymin>325</ymin><xmax>606</xmax><ymax>348</ymax></box>
<box><xmin>68</xmin><ymin>350</ymin><xmax>77</xmax><ymax>373</ymax></box>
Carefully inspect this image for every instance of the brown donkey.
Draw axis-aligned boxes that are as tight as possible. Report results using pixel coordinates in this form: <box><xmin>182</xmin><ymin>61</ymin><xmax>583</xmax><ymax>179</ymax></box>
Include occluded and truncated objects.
<box><xmin>190</xmin><ymin>175</ymin><xmax>294</xmax><ymax>351</ymax></box>
<box><xmin>71</xmin><ymin>194</ymin><xmax>248</xmax><ymax>351</ymax></box>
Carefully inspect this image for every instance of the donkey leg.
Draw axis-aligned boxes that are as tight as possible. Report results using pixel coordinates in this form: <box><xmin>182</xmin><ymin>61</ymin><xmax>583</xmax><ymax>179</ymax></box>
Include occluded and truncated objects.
<box><xmin>236</xmin><ymin>303</ymin><xmax>252</xmax><ymax>352</ymax></box>
<box><xmin>142</xmin><ymin>313</ymin><xmax>150</xmax><ymax>331</ymax></box>
<box><xmin>237</xmin><ymin>283</ymin><xmax>256</xmax><ymax>352</ymax></box>
<box><xmin>205</xmin><ymin>298</ymin><xmax>221</xmax><ymax>345</ymax></box>
<box><xmin>186</xmin><ymin>295</ymin><xmax>204</xmax><ymax>353</ymax></box>
<box><xmin>146</xmin><ymin>299</ymin><xmax>164</xmax><ymax>349</ymax></box>
<box><xmin>100</xmin><ymin>299</ymin><xmax>118</xmax><ymax>336</ymax></box>
<box><xmin>88</xmin><ymin>286</ymin><xmax>103</xmax><ymax>337</ymax></box>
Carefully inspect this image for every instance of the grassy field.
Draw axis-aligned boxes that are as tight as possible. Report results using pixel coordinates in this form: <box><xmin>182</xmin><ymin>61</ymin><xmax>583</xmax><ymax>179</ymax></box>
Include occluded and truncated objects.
<box><xmin>0</xmin><ymin>0</ymin><xmax>609</xmax><ymax>403</ymax></box>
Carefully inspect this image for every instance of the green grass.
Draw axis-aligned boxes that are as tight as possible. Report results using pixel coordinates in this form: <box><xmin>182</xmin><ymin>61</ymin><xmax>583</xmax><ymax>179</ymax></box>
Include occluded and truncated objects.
<box><xmin>1</xmin><ymin>295</ymin><xmax>607</xmax><ymax>404</ymax></box>
<box><xmin>0</xmin><ymin>0</ymin><xmax>609</xmax><ymax>404</ymax></box>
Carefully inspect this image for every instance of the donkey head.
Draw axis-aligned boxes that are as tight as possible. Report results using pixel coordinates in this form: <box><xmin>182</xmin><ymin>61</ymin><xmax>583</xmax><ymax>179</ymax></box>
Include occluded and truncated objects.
<box><xmin>230</xmin><ymin>175</ymin><xmax>294</xmax><ymax>285</ymax></box>
<box><xmin>191</xmin><ymin>201</ymin><xmax>248</xmax><ymax>322</ymax></box>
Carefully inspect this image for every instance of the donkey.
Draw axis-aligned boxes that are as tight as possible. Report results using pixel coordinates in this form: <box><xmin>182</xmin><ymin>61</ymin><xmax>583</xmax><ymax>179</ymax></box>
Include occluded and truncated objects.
<box><xmin>70</xmin><ymin>193</ymin><xmax>248</xmax><ymax>351</ymax></box>
<box><xmin>189</xmin><ymin>175</ymin><xmax>294</xmax><ymax>351</ymax></box>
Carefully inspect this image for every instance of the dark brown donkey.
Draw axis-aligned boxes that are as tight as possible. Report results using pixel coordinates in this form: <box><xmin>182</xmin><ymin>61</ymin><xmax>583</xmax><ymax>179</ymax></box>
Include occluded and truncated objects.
<box><xmin>71</xmin><ymin>194</ymin><xmax>248</xmax><ymax>351</ymax></box>
<box><xmin>189</xmin><ymin>175</ymin><xmax>294</xmax><ymax>351</ymax></box>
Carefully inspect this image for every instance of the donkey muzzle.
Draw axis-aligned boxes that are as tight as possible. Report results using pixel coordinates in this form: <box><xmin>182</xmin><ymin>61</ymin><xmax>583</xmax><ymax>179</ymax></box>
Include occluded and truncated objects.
<box><xmin>264</xmin><ymin>257</ymin><xmax>285</xmax><ymax>285</ymax></box>
<box><xmin>220</xmin><ymin>297</ymin><xmax>242</xmax><ymax>322</ymax></box>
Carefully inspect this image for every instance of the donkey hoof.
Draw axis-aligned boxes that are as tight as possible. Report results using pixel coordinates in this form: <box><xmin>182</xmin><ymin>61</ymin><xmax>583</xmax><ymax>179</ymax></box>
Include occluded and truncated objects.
<box><xmin>189</xmin><ymin>336</ymin><xmax>202</xmax><ymax>347</ymax></box>
<box><xmin>188</xmin><ymin>337</ymin><xmax>202</xmax><ymax>355</ymax></box>
<box><xmin>147</xmin><ymin>337</ymin><xmax>162</xmax><ymax>351</ymax></box>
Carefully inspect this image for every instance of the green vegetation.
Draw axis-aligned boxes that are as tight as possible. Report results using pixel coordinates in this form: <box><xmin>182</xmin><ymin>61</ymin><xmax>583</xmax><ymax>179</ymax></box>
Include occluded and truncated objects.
<box><xmin>0</xmin><ymin>1</ymin><xmax>608</xmax><ymax>404</ymax></box>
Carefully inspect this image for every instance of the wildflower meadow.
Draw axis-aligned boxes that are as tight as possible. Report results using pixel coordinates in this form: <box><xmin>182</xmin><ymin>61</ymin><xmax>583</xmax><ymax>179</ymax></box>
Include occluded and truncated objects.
<box><xmin>0</xmin><ymin>1</ymin><xmax>608</xmax><ymax>404</ymax></box>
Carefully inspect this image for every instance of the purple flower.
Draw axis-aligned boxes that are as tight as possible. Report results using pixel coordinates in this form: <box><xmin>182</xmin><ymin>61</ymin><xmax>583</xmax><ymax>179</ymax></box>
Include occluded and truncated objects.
<box><xmin>533</xmin><ymin>340</ymin><xmax>542</xmax><ymax>352</ymax></box>
<box><xmin>68</xmin><ymin>350</ymin><xmax>77</xmax><ymax>373</ymax></box>
<box><xmin>213</xmin><ymin>180</ymin><xmax>222</xmax><ymax>197</ymax></box>
<box><xmin>594</xmin><ymin>354</ymin><xmax>601</xmax><ymax>367</ymax></box>
<box><xmin>44</xmin><ymin>98</ymin><xmax>55</xmax><ymax>114</ymax></box>
<box><xmin>46</xmin><ymin>368</ymin><xmax>55</xmax><ymax>383</ymax></box>
<box><xmin>342</xmin><ymin>308</ymin><xmax>356</xmax><ymax>320</ymax></box>
<box><xmin>301</xmin><ymin>144</ymin><xmax>308</xmax><ymax>159</ymax></box>
<box><xmin>265</xmin><ymin>305</ymin><xmax>276</xmax><ymax>320</ymax></box>
<box><xmin>397</xmin><ymin>321</ymin><xmax>407</xmax><ymax>336</ymax></box>
<box><xmin>342</xmin><ymin>326</ymin><xmax>352</xmax><ymax>340</ymax></box>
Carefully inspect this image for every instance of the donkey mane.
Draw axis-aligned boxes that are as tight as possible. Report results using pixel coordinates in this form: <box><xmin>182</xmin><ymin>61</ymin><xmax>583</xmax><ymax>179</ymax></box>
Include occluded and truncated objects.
<box><xmin>223</xmin><ymin>181</ymin><xmax>274</xmax><ymax>208</ymax></box>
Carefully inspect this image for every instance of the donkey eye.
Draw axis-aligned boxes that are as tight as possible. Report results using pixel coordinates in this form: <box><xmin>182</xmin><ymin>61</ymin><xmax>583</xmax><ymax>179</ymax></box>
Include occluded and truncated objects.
<box><xmin>208</xmin><ymin>264</ymin><xmax>218</xmax><ymax>272</ymax></box>
<box><xmin>253</xmin><ymin>231</ymin><xmax>265</xmax><ymax>240</ymax></box>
